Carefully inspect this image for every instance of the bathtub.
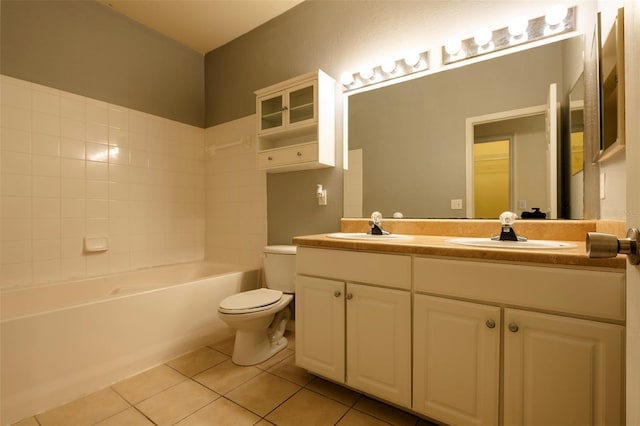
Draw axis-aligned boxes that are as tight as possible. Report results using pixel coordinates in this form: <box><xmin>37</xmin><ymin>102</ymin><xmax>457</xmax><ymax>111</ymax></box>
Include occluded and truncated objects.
<box><xmin>0</xmin><ymin>262</ymin><xmax>259</xmax><ymax>425</ymax></box>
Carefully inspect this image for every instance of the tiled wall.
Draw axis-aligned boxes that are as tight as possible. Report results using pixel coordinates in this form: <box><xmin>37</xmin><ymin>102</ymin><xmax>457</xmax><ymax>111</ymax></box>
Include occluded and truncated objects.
<box><xmin>1</xmin><ymin>75</ymin><xmax>205</xmax><ymax>289</ymax></box>
<box><xmin>204</xmin><ymin>116</ymin><xmax>267</xmax><ymax>271</ymax></box>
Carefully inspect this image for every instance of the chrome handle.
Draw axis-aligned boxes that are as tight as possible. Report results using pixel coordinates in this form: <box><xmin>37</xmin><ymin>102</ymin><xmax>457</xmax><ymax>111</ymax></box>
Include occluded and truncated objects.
<box><xmin>486</xmin><ymin>319</ymin><xmax>496</xmax><ymax>329</ymax></box>
<box><xmin>508</xmin><ymin>323</ymin><xmax>519</xmax><ymax>333</ymax></box>
<box><xmin>586</xmin><ymin>228</ymin><xmax>639</xmax><ymax>265</ymax></box>
<box><xmin>346</xmin><ymin>293</ymin><xmax>353</xmax><ymax>300</ymax></box>
<box><xmin>334</xmin><ymin>290</ymin><xmax>341</xmax><ymax>298</ymax></box>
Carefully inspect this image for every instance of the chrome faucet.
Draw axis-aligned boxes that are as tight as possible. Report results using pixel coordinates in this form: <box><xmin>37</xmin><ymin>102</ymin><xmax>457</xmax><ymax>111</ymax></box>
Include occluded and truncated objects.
<box><xmin>368</xmin><ymin>211</ymin><xmax>389</xmax><ymax>235</ymax></box>
<box><xmin>491</xmin><ymin>211</ymin><xmax>527</xmax><ymax>242</ymax></box>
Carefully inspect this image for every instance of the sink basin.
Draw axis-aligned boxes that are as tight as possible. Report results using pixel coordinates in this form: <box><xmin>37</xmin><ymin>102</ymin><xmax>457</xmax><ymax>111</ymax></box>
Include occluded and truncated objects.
<box><xmin>446</xmin><ymin>237</ymin><xmax>577</xmax><ymax>250</ymax></box>
<box><xmin>327</xmin><ymin>232</ymin><xmax>414</xmax><ymax>241</ymax></box>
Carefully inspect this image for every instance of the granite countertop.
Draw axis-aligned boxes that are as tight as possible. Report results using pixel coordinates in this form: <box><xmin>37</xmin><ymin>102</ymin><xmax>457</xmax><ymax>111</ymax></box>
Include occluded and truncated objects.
<box><xmin>292</xmin><ymin>233</ymin><xmax>626</xmax><ymax>269</ymax></box>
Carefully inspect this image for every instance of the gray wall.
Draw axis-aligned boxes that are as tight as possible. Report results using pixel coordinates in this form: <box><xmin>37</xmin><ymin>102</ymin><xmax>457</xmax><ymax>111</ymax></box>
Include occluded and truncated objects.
<box><xmin>1</xmin><ymin>0</ymin><xmax>204</xmax><ymax>127</ymax></box>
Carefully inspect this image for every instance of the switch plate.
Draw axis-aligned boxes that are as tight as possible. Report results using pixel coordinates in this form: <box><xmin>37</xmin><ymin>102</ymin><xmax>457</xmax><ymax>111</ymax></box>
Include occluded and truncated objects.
<box><xmin>600</xmin><ymin>172</ymin><xmax>606</xmax><ymax>200</ymax></box>
<box><xmin>518</xmin><ymin>200</ymin><xmax>527</xmax><ymax>209</ymax></box>
<box><xmin>451</xmin><ymin>199</ymin><xmax>463</xmax><ymax>210</ymax></box>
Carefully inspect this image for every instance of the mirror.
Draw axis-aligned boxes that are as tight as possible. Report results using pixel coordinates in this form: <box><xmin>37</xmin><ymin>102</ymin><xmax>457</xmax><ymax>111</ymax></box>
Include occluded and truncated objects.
<box><xmin>568</xmin><ymin>73</ymin><xmax>585</xmax><ymax>219</ymax></box>
<box><xmin>344</xmin><ymin>36</ymin><xmax>584</xmax><ymax>219</ymax></box>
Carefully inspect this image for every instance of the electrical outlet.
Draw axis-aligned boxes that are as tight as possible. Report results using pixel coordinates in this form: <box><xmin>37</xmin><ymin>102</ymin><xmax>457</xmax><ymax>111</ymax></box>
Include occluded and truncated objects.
<box><xmin>451</xmin><ymin>199</ymin><xmax>463</xmax><ymax>210</ymax></box>
<box><xmin>518</xmin><ymin>200</ymin><xmax>527</xmax><ymax>209</ymax></box>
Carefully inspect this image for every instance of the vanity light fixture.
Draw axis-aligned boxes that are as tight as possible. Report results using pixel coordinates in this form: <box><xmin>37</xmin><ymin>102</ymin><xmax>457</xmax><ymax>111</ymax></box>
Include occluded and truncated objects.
<box><xmin>442</xmin><ymin>4</ymin><xmax>575</xmax><ymax>65</ymax></box>
<box><xmin>341</xmin><ymin>50</ymin><xmax>430</xmax><ymax>91</ymax></box>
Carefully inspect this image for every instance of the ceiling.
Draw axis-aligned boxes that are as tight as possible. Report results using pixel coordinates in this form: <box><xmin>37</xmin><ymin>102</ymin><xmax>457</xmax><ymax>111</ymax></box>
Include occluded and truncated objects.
<box><xmin>99</xmin><ymin>0</ymin><xmax>304</xmax><ymax>54</ymax></box>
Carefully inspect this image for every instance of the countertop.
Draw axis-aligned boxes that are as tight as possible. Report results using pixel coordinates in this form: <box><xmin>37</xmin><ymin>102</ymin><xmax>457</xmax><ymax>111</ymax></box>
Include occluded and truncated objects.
<box><xmin>292</xmin><ymin>233</ymin><xmax>626</xmax><ymax>269</ymax></box>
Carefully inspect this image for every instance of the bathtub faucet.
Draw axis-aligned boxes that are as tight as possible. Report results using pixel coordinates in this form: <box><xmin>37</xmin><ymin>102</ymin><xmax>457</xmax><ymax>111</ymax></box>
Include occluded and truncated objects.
<box><xmin>368</xmin><ymin>211</ymin><xmax>389</xmax><ymax>235</ymax></box>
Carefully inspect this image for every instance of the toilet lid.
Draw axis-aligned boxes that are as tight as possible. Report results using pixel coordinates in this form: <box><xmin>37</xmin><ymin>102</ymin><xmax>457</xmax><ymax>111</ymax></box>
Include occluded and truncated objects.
<box><xmin>219</xmin><ymin>288</ymin><xmax>283</xmax><ymax>311</ymax></box>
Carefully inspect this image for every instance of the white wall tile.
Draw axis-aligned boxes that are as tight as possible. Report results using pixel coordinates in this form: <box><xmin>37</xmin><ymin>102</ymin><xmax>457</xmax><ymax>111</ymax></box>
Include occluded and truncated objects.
<box><xmin>1</xmin><ymin>76</ymin><xmax>206</xmax><ymax>289</ymax></box>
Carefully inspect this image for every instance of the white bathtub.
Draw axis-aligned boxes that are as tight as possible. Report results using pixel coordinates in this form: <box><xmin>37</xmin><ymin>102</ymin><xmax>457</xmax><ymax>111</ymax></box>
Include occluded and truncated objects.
<box><xmin>0</xmin><ymin>262</ymin><xmax>259</xmax><ymax>425</ymax></box>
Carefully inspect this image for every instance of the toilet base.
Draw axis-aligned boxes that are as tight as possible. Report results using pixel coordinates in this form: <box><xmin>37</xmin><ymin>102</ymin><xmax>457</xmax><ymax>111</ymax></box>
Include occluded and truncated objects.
<box><xmin>231</xmin><ymin>331</ymin><xmax>288</xmax><ymax>366</ymax></box>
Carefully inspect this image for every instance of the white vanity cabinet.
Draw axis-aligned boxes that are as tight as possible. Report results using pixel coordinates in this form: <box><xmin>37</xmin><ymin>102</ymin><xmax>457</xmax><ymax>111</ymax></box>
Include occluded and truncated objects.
<box><xmin>414</xmin><ymin>256</ymin><xmax>625</xmax><ymax>426</ymax></box>
<box><xmin>255</xmin><ymin>70</ymin><xmax>335</xmax><ymax>172</ymax></box>
<box><xmin>295</xmin><ymin>247</ymin><xmax>412</xmax><ymax>408</ymax></box>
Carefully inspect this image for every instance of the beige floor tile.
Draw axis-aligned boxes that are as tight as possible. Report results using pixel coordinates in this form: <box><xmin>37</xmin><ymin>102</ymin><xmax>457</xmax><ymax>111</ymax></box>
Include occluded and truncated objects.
<box><xmin>285</xmin><ymin>330</ymin><xmax>295</xmax><ymax>350</ymax></box>
<box><xmin>267</xmin><ymin>353</ymin><xmax>314</xmax><ymax>386</ymax></box>
<box><xmin>135</xmin><ymin>380</ymin><xmax>218</xmax><ymax>426</ymax></box>
<box><xmin>194</xmin><ymin>359</ymin><xmax>262</xmax><ymax>394</ymax></box>
<box><xmin>36</xmin><ymin>388</ymin><xmax>129</xmax><ymax>426</ymax></box>
<box><xmin>256</xmin><ymin>347</ymin><xmax>294</xmax><ymax>370</ymax></box>
<box><xmin>265</xmin><ymin>388</ymin><xmax>350</xmax><ymax>426</ymax></box>
<box><xmin>94</xmin><ymin>407</ymin><xmax>155</xmax><ymax>426</ymax></box>
<box><xmin>112</xmin><ymin>364</ymin><xmax>187</xmax><ymax>404</ymax></box>
<box><xmin>305</xmin><ymin>377</ymin><xmax>362</xmax><ymax>406</ymax></box>
<box><xmin>353</xmin><ymin>397</ymin><xmax>419</xmax><ymax>426</ymax></box>
<box><xmin>337</xmin><ymin>409</ymin><xmax>391</xmax><ymax>426</ymax></box>
<box><xmin>10</xmin><ymin>417</ymin><xmax>39</xmax><ymax>426</ymax></box>
<box><xmin>209</xmin><ymin>336</ymin><xmax>235</xmax><ymax>356</ymax></box>
<box><xmin>167</xmin><ymin>347</ymin><xmax>229</xmax><ymax>377</ymax></box>
<box><xmin>175</xmin><ymin>398</ymin><xmax>261</xmax><ymax>426</ymax></box>
<box><xmin>416</xmin><ymin>418</ymin><xmax>439</xmax><ymax>426</ymax></box>
<box><xmin>225</xmin><ymin>372</ymin><xmax>301</xmax><ymax>417</ymax></box>
<box><xmin>254</xmin><ymin>420</ymin><xmax>276</xmax><ymax>426</ymax></box>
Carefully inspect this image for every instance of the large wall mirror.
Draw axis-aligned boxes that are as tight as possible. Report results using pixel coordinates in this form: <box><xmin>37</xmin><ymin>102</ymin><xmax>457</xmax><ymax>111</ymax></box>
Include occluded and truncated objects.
<box><xmin>344</xmin><ymin>35</ymin><xmax>585</xmax><ymax>219</ymax></box>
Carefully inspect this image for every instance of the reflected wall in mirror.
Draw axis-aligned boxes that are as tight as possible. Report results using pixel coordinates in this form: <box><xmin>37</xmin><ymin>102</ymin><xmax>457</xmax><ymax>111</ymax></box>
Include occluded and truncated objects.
<box><xmin>344</xmin><ymin>35</ymin><xmax>584</xmax><ymax>219</ymax></box>
<box><xmin>569</xmin><ymin>73</ymin><xmax>585</xmax><ymax>219</ymax></box>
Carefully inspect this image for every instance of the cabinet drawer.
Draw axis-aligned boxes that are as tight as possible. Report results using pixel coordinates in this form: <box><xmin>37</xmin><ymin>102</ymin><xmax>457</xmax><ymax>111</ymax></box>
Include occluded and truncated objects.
<box><xmin>257</xmin><ymin>142</ymin><xmax>318</xmax><ymax>169</ymax></box>
<box><xmin>297</xmin><ymin>247</ymin><xmax>411</xmax><ymax>290</ymax></box>
<box><xmin>414</xmin><ymin>257</ymin><xmax>625</xmax><ymax>321</ymax></box>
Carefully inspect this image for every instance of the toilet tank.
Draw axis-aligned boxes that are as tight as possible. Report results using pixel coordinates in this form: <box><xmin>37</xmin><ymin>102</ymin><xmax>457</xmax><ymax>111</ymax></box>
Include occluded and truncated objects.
<box><xmin>263</xmin><ymin>245</ymin><xmax>297</xmax><ymax>293</ymax></box>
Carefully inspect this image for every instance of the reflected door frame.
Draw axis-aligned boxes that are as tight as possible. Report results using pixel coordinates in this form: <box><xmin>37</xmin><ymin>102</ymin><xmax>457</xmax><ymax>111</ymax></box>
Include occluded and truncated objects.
<box><xmin>465</xmin><ymin>104</ymin><xmax>548</xmax><ymax>218</ymax></box>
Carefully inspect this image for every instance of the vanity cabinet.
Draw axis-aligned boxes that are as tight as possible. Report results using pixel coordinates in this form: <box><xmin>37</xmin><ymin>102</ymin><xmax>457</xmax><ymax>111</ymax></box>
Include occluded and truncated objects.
<box><xmin>295</xmin><ymin>247</ymin><xmax>412</xmax><ymax>407</ymax></box>
<box><xmin>414</xmin><ymin>256</ymin><xmax>625</xmax><ymax>426</ymax></box>
<box><xmin>255</xmin><ymin>70</ymin><xmax>335</xmax><ymax>173</ymax></box>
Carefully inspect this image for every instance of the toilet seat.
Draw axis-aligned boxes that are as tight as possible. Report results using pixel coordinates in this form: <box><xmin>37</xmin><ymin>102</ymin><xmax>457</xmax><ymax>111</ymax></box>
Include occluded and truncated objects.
<box><xmin>218</xmin><ymin>288</ymin><xmax>283</xmax><ymax>314</ymax></box>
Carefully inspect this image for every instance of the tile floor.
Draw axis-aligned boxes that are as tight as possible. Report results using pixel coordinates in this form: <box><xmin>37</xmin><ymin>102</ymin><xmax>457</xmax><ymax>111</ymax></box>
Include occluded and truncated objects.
<box><xmin>13</xmin><ymin>332</ymin><xmax>437</xmax><ymax>426</ymax></box>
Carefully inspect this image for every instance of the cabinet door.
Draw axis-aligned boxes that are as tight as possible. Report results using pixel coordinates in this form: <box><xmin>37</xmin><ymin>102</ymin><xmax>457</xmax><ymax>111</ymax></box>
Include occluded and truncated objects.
<box><xmin>286</xmin><ymin>81</ymin><xmax>316</xmax><ymax>127</ymax></box>
<box><xmin>346</xmin><ymin>283</ymin><xmax>411</xmax><ymax>408</ymax></box>
<box><xmin>413</xmin><ymin>295</ymin><xmax>500</xmax><ymax>426</ymax></box>
<box><xmin>258</xmin><ymin>92</ymin><xmax>285</xmax><ymax>133</ymax></box>
<box><xmin>295</xmin><ymin>275</ymin><xmax>345</xmax><ymax>383</ymax></box>
<box><xmin>504</xmin><ymin>309</ymin><xmax>623</xmax><ymax>426</ymax></box>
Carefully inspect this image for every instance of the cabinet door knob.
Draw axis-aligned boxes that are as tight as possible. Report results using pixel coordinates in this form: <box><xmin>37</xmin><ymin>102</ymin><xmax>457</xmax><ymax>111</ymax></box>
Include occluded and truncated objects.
<box><xmin>334</xmin><ymin>290</ymin><xmax>341</xmax><ymax>298</ymax></box>
<box><xmin>346</xmin><ymin>293</ymin><xmax>353</xmax><ymax>300</ymax></box>
<box><xmin>267</xmin><ymin>156</ymin><xmax>273</xmax><ymax>161</ymax></box>
<box><xmin>297</xmin><ymin>151</ymin><xmax>302</xmax><ymax>156</ymax></box>
<box><xmin>508</xmin><ymin>322</ymin><xmax>519</xmax><ymax>333</ymax></box>
<box><xmin>282</xmin><ymin>106</ymin><xmax>288</xmax><ymax>111</ymax></box>
<box><xmin>486</xmin><ymin>319</ymin><xmax>496</xmax><ymax>329</ymax></box>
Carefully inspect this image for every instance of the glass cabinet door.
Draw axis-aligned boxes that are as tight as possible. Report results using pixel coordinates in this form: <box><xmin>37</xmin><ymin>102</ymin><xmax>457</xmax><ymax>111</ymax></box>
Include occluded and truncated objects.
<box><xmin>288</xmin><ymin>84</ymin><xmax>315</xmax><ymax>125</ymax></box>
<box><xmin>260</xmin><ymin>94</ymin><xmax>284</xmax><ymax>132</ymax></box>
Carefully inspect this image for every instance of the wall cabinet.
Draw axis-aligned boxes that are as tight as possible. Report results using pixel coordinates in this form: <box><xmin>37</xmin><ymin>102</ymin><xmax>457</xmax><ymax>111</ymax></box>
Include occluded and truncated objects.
<box><xmin>254</xmin><ymin>70</ymin><xmax>335</xmax><ymax>173</ymax></box>
<box><xmin>296</xmin><ymin>248</ymin><xmax>412</xmax><ymax>408</ymax></box>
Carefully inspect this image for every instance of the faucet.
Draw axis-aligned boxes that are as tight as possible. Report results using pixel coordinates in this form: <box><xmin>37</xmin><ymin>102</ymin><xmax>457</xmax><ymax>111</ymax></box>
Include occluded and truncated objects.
<box><xmin>368</xmin><ymin>211</ymin><xmax>390</xmax><ymax>235</ymax></box>
<box><xmin>491</xmin><ymin>211</ymin><xmax>527</xmax><ymax>242</ymax></box>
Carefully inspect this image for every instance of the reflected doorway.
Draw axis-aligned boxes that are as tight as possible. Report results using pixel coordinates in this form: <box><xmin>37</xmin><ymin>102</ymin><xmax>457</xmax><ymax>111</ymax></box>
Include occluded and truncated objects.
<box><xmin>473</xmin><ymin>139</ymin><xmax>510</xmax><ymax>218</ymax></box>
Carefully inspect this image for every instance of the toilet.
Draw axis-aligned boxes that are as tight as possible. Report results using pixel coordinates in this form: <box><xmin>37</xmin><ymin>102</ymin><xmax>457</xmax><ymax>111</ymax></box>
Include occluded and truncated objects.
<box><xmin>217</xmin><ymin>245</ymin><xmax>296</xmax><ymax>366</ymax></box>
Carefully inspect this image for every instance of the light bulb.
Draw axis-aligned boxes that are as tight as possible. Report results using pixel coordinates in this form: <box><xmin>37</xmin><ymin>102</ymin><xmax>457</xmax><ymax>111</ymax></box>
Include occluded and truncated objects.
<box><xmin>381</xmin><ymin>60</ymin><xmax>397</xmax><ymax>74</ymax></box>
<box><xmin>404</xmin><ymin>52</ymin><xmax>421</xmax><ymax>68</ymax></box>
<box><xmin>474</xmin><ymin>27</ymin><xmax>492</xmax><ymax>47</ymax></box>
<box><xmin>508</xmin><ymin>16</ymin><xmax>528</xmax><ymax>37</ymax></box>
<box><xmin>545</xmin><ymin>3</ymin><xmax>568</xmax><ymax>26</ymax></box>
<box><xmin>359</xmin><ymin>66</ymin><xmax>374</xmax><ymax>80</ymax></box>
<box><xmin>444</xmin><ymin>38</ymin><xmax>462</xmax><ymax>55</ymax></box>
<box><xmin>340</xmin><ymin>71</ymin><xmax>354</xmax><ymax>86</ymax></box>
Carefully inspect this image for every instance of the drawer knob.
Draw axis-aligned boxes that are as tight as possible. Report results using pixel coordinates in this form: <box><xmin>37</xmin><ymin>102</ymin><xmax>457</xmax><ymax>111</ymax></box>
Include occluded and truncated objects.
<box><xmin>297</xmin><ymin>151</ymin><xmax>302</xmax><ymax>156</ymax></box>
<box><xmin>267</xmin><ymin>156</ymin><xmax>273</xmax><ymax>161</ymax></box>
<box><xmin>346</xmin><ymin>293</ymin><xmax>353</xmax><ymax>300</ymax></box>
<box><xmin>508</xmin><ymin>322</ymin><xmax>519</xmax><ymax>333</ymax></box>
<box><xmin>334</xmin><ymin>290</ymin><xmax>341</xmax><ymax>298</ymax></box>
<box><xmin>486</xmin><ymin>319</ymin><xmax>496</xmax><ymax>329</ymax></box>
